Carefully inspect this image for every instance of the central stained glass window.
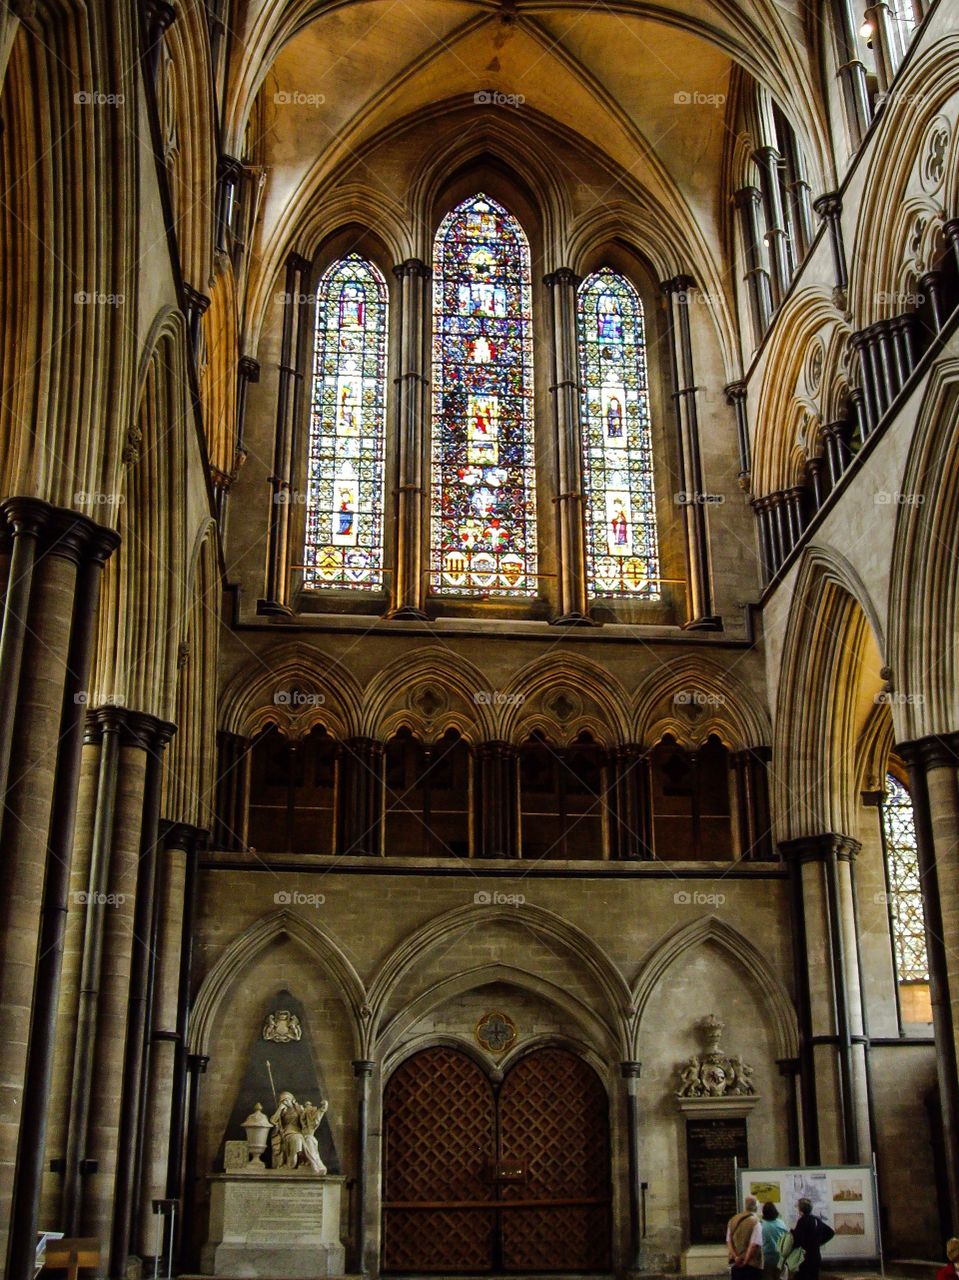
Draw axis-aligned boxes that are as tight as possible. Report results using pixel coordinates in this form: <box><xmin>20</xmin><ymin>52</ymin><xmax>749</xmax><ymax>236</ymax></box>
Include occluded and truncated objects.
<box><xmin>430</xmin><ymin>194</ymin><xmax>537</xmax><ymax>597</ymax></box>
<box><xmin>304</xmin><ymin>254</ymin><xmax>387</xmax><ymax>591</ymax></box>
<box><xmin>577</xmin><ymin>268</ymin><xmax>660</xmax><ymax>599</ymax></box>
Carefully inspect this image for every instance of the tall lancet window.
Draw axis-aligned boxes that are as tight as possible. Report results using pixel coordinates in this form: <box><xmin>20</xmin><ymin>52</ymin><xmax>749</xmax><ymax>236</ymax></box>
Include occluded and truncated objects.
<box><xmin>577</xmin><ymin>269</ymin><xmax>660</xmax><ymax>599</ymax></box>
<box><xmin>881</xmin><ymin>773</ymin><xmax>929</xmax><ymax>985</ymax></box>
<box><xmin>430</xmin><ymin>194</ymin><xmax>537</xmax><ymax>597</ymax></box>
<box><xmin>304</xmin><ymin>254</ymin><xmax>387</xmax><ymax>591</ymax></box>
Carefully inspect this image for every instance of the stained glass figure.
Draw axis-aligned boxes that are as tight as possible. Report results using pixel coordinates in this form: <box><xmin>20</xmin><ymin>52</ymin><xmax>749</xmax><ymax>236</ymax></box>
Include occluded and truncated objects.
<box><xmin>304</xmin><ymin>255</ymin><xmax>387</xmax><ymax>590</ymax></box>
<box><xmin>577</xmin><ymin>269</ymin><xmax>661</xmax><ymax>598</ymax></box>
<box><xmin>430</xmin><ymin>194</ymin><xmax>537</xmax><ymax>596</ymax></box>
<box><xmin>881</xmin><ymin>773</ymin><xmax>929</xmax><ymax>983</ymax></box>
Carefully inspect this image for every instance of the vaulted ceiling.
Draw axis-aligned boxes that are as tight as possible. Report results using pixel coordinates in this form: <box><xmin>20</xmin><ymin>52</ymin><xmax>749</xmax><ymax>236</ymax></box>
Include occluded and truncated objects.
<box><xmin>226</xmin><ymin>0</ymin><xmax>833</xmax><ymax>352</ymax></box>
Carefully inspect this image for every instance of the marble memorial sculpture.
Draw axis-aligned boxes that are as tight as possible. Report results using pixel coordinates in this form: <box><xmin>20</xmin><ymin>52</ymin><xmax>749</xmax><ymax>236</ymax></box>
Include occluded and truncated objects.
<box><xmin>676</xmin><ymin>1014</ymin><xmax>756</xmax><ymax>1098</ymax></box>
<box><xmin>266</xmin><ymin>1091</ymin><xmax>329</xmax><ymax>1173</ymax></box>
<box><xmin>241</xmin><ymin>1103</ymin><xmax>273</xmax><ymax>1167</ymax></box>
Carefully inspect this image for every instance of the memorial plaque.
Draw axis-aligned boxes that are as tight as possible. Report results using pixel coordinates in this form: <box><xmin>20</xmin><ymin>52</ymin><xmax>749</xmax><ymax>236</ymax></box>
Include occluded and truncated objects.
<box><xmin>686</xmin><ymin>1117</ymin><xmax>749</xmax><ymax>1245</ymax></box>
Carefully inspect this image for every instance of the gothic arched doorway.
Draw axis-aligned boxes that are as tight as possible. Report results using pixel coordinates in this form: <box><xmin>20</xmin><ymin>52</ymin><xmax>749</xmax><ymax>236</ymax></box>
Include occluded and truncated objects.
<box><xmin>382</xmin><ymin>1045</ymin><xmax>611</xmax><ymax>1273</ymax></box>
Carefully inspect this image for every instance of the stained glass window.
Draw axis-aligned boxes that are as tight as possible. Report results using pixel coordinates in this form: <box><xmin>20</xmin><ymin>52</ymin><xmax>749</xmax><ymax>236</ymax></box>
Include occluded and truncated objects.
<box><xmin>430</xmin><ymin>194</ymin><xmax>537</xmax><ymax>596</ymax></box>
<box><xmin>304</xmin><ymin>254</ymin><xmax>387</xmax><ymax>590</ymax></box>
<box><xmin>881</xmin><ymin>773</ymin><xmax>929</xmax><ymax>983</ymax></box>
<box><xmin>577</xmin><ymin>269</ymin><xmax>660</xmax><ymax>599</ymax></box>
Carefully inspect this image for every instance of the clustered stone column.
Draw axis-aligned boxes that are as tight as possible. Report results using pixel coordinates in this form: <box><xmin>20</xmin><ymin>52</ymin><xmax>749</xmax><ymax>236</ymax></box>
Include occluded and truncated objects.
<box><xmin>337</xmin><ymin>738</ymin><xmax>385</xmax><ymax>855</ymax></box>
<box><xmin>620</xmin><ymin>1061</ymin><xmax>643</xmax><ymax>1270</ymax></box>
<box><xmin>389</xmin><ymin>259</ymin><xmax>432</xmax><ymax>617</ymax></box>
<box><xmin>660</xmin><ymin>277</ymin><xmax>719</xmax><ymax>629</ymax></box>
<box><xmin>0</xmin><ymin>499</ymin><xmax>119</xmax><ymax>1280</ymax></box>
<box><xmin>213</xmin><ymin>730</ymin><xmax>251</xmax><ymax>851</ymax></box>
<box><xmin>544</xmin><ymin>268</ymin><xmax>590</xmax><ymax>624</ymax></box>
<box><xmin>58</xmin><ymin>708</ymin><xmax>175</xmax><ymax>1261</ymax></box>
<box><xmin>352</xmin><ymin>1059</ymin><xmax>376</xmax><ymax>1274</ymax></box>
<box><xmin>731</xmin><ymin>748</ymin><xmax>773</xmax><ymax>860</ymax></box>
<box><xmin>733</xmin><ymin>187</ymin><xmax>773</xmax><ymax>341</ymax></box>
<box><xmin>779</xmin><ymin>834</ymin><xmax>872</xmax><ymax>1167</ymax></box>
<box><xmin>609</xmin><ymin>747</ymin><xmax>653</xmax><ymax>860</ymax></box>
<box><xmin>896</xmin><ymin>734</ymin><xmax>959</xmax><ymax>1233</ymax></box>
<box><xmin>475</xmin><ymin>741</ymin><xmax>519</xmax><ymax>857</ymax></box>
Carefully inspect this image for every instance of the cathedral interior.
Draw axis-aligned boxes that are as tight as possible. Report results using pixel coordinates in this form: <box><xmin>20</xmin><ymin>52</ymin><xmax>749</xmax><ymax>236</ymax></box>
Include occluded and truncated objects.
<box><xmin>0</xmin><ymin>0</ymin><xmax>958</xmax><ymax>1276</ymax></box>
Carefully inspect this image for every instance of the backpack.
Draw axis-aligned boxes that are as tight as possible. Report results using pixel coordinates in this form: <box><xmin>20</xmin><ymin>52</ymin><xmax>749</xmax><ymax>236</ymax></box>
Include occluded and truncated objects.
<box><xmin>778</xmin><ymin>1231</ymin><xmax>806</xmax><ymax>1277</ymax></box>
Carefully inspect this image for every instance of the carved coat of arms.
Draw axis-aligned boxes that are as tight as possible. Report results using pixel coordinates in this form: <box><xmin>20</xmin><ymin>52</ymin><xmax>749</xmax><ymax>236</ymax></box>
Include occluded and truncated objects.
<box><xmin>262</xmin><ymin>1009</ymin><xmax>303</xmax><ymax>1043</ymax></box>
<box><xmin>676</xmin><ymin>1014</ymin><xmax>756</xmax><ymax>1098</ymax></box>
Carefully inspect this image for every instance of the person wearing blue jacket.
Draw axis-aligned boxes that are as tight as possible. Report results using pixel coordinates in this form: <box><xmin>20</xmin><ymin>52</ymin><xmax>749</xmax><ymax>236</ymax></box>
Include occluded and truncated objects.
<box><xmin>761</xmin><ymin>1202</ymin><xmax>788</xmax><ymax>1280</ymax></box>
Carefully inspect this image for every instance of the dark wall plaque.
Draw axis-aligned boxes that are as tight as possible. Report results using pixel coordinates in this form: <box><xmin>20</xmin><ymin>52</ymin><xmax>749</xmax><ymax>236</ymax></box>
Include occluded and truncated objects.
<box><xmin>686</xmin><ymin>1116</ymin><xmax>749</xmax><ymax>1246</ymax></box>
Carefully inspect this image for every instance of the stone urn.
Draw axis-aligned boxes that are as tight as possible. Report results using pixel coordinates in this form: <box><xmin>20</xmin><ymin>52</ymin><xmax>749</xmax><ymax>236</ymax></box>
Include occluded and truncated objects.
<box><xmin>241</xmin><ymin>1102</ymin><xmax>273</xmax><ymax>1168</ymax></box>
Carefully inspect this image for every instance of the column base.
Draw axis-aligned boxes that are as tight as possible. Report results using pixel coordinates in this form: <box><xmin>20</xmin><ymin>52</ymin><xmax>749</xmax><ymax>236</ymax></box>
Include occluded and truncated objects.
<box><xmin>549</xmin><ymin>611</ymin><xmax>597</xmax><ymax>627</ymax></box>
<box><xmin>256</xmin><ymin>599</ymin><xmax>294</xmax><ymax>617</ymax></box>
<box><xmin>384</xmin><ymin>605</ymin><xmax>429</xmax><ymax>620</ymax></box>
<box><xmin>681</xmin><ymin>1244</ymin><xmax>730</xmax><ymax>1275</ymax></box>
<box><xmin>682</xmin><ymin>615</ymin><xmax>723</xmax><ymax>631</ymax></box>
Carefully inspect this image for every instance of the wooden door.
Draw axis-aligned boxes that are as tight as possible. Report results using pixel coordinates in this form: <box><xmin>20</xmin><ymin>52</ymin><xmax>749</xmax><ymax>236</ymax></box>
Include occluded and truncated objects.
<box><xmin>382</xmin><ymin>1045</ymin><xmax>611</xmax><ymax>1273</ymax></box>
<box><xmin>382</xmin><ymin>1048</ymin><xmax>496</xmax><ymax>1272</ymax></box>
<box><xmin>498</xmin><ymin>1048</ymin><xmax>611</xmax><ymax>1271</ymax></box>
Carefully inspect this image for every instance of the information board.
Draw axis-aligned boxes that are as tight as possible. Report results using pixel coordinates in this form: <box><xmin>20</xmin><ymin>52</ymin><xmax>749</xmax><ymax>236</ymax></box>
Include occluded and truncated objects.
<box><xmin>738</xmin><ymin>1164</ymin><xmax>880</xmax><ymax>1261</ymax></box>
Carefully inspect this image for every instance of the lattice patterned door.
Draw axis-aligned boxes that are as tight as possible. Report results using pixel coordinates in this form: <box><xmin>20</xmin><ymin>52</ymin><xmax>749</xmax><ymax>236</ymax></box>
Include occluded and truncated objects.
<box><xmin>498</xmin><ymin>1048</ymin><xmax>611</xmax><ymax>1272</ymax></box>
<box><xmin>382</xmin><ymin>1048</ymin><xmax>496</xmax><ymax>1272</ymax></box>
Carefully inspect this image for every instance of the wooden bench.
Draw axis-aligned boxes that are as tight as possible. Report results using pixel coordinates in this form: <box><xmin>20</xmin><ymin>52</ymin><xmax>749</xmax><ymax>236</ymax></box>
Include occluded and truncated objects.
<box><xmin>39</xmin><ymin>1238</ymin><xmax>99</xmax><ymax>1280</ymax></box>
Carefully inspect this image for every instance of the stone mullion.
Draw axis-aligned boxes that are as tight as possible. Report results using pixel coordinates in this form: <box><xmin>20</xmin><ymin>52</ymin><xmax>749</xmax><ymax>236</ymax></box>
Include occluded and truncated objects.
<box><xmin>390</xmin><ymin>259</ymin><xmax>431</xmax><ymax>618</ymax></box>
<box><xmin>661</xmin><ymin>276</ymin><xmax>718</xmax><ymax>629</ymax></box>
<box><xmin>544</xmin><ymin>267</ymin><xmax>589</xmax><ymax>623</ymax></box>
<box><xmin>262</xmin><ymin>252</ymin><xmax>310</xmax><ymax>613</ymax></box>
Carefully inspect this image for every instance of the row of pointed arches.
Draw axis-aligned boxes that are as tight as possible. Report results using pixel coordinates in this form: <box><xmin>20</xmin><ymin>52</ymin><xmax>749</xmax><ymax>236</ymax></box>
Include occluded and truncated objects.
<box><xmin>305</xmin><ymin>193</ymin><xmax>659</xmax><ymax>602</ymax></box>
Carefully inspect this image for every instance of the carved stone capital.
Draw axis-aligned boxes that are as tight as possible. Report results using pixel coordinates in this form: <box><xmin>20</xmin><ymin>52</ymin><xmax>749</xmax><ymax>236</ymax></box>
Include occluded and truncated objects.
<box><xmin>778</xmin><ymin>831</ymin><xmax>861</xmax><ymax>863</ymax></box>
<box><xmin>813</xmin><ymin>191</ymin><xmax>843</xmax><ymax>222</ymax></box>
<box><xmin>392</xmin><ymin>257</ymin><xmax>431</xmax><ymax>281</ymax></box>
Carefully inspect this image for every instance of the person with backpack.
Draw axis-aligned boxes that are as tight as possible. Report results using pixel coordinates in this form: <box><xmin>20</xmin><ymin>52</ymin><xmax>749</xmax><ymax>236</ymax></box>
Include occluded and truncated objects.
<box><xmin>791</xmin><ymin>1198</ymin><xmax>835</xmax><ymax>1280</ymax></box>
<box><xmin>727</xmin><ymin>1195</ymin><xmax>764</xmax><ymax>1280</ymax></box>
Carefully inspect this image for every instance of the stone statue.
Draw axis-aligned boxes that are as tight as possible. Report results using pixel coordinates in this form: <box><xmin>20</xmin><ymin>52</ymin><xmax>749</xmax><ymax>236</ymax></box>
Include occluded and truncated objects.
<box><xmin>678</xmin><ymin>1056</ymin><xmax>704</xmax><ymax>1097</ymax></box>
<box><xmin>300</xmin><ymin>1100</ymin><xmax>329</xmax><ymax>1175</ymax></box>
<box><xmin>262</xmin><ymin>1009</ymin><xmax>303</xmax><ymax>1043</ymax></box>
<box><xmin>675</xmin><ymin>1015</ymin><xmax>757</xmax><ymax>1099</ymax></box>
<box><xmin>268</xmin><ymin>1090</ymin><xmax>330</xmax><ymax>1172</ymax></box>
